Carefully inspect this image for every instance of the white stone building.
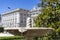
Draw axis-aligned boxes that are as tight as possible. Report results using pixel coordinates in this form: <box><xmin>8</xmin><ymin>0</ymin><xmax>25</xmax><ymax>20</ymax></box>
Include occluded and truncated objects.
<box><xmin>2</xmin><ymin>8</ymin><xmax>31</xmax><ymax>28</ymax></box>
<box><xmin>30</xmin><ymin>7</ymin><xmax>41</xmax><ymax>27</ymax></box>
<box><xmin>1</xmin><ymin>7</ymin><xmax>41</xmax><ymax>28</ymax></box>
<box><xmin>26</xmin><ymin>7</ymin><xmax>41</xmax><ymax>27</ymax></box>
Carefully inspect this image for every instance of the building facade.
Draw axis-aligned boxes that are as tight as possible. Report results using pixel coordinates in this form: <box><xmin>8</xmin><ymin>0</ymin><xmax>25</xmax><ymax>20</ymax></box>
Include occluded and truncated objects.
<box><xmin>2</xmin><ymin>8</ymin><xmax>31</xmax><ymax>28</ymax></box>
<box><xmin>30</xmin><ymin>7</ymin><xmax>41</xmax><ymax>27</ymax></box>
<box><xmin>1</xmin><ymin>7</ymin><xmax>41</xmax><ymax>28</ymax></box>
<box><xmin>0</xmin><ymin>14</ymin><xmax>2</xmax><ymax>26</ymax></box>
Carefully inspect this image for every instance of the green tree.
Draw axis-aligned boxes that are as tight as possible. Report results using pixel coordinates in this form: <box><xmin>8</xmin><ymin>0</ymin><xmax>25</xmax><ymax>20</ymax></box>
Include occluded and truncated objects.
<box><xmin>35</xmin><ymin>0</ymin><xmax>60</xmax><ymax>29</ymax></box>
<box><xmin>35</xmin><ymin>0</ymin><xmax>60</xmax><ymax>39</ymax></box>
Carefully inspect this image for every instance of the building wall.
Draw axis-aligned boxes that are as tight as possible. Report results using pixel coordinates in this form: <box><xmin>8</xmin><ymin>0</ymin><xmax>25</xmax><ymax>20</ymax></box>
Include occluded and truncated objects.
<box><xmin>1</xmin><ymin>8</ymin><xmax>41</xmax><ymax>28</ymax></box>
<box><xmin>0</xmin><ymin>14</ymin><xmax>2</xmax><ymax>26</ymax></box>
<box><xmin>30</xmin><ymin>8</ymin><xmax>41</xmax><ymax>27</ymax></box>
<box><xmin>2</xmin><ymin>12</ymin><xmax>19</xmax><ymax>27</ymax></box>
<box><xmin>2</xmin><ymin>8</ymin><xmax>31</xmax><ymax>28</ymax></box>
<box><xmin>19</xmin><ymin>12</ymin><xmax>29</xmax><ymax>27</ymax></box>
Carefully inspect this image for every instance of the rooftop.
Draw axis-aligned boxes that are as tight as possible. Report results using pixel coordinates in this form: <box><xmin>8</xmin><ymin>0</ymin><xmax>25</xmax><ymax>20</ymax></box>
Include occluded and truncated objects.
<box><xmin>2</xmin><ymin>8</ymin><xmax>30</xmax><ymax>15</ymax></box>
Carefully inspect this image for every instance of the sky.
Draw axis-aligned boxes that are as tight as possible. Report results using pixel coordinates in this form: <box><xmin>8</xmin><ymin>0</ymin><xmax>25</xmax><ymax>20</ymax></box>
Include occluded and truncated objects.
<box><xmin>0</xmin><ymin>0</ymin><xmax>40</xmax><ymax>14</ymax></box>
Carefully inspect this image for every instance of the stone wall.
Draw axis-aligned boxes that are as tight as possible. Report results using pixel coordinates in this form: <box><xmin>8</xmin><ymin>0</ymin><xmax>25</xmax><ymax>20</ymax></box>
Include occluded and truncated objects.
<box><xmin>5</xmin><ymin>29</ymin><xmax>54</xmax><ymax>40</ymax></box>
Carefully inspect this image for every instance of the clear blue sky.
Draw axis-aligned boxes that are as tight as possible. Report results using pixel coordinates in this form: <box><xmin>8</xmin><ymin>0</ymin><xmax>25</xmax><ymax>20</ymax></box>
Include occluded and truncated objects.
<box><xmin>0</xmin><ymin>0</ymin><xmax>40</xmax><ymax>14</ymax></box>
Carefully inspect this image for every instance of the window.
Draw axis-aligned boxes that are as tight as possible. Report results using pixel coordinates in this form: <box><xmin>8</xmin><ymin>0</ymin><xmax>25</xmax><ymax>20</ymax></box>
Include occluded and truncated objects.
<box><xmin>33</xmin><ymin>13</ymin><xmax>35</xmax><ymax>15</ymax></box>
<box><xmin>21</xmin><ymin>21</ymin><xmax>23</xmax><ymax>23</ymax></box>
<box><xmin>20</xmin><ymin>14</ymin><xmax>23</xmax><ymax>16</ymax></box>
<box><xmin>36</xmin><ymin>13</ymin><xmax>38</xmax><ymax>14</ymax></box>
<box><xmin>24</xmin><ymin>14</ymin><xmax>26</xmax><ymax>16</ymax></box>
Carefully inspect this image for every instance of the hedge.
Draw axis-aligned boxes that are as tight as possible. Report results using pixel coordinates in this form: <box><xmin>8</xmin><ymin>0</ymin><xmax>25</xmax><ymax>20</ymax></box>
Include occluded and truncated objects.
<box><xmin>0</xmin><ymin>36</ymin><xmax>25</xmax><ymax>40</ymax></box>
<box><xmin>0</xmin><ymin>27</ymin><xmax>4</xmax><ymax>32</ymax></box>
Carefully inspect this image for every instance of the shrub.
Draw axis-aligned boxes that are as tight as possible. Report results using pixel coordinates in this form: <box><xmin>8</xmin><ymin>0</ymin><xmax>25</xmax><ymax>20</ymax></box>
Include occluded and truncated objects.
<box><xmin>0</xmin><ymin>27</ymin><xmax>4</xmax><ymax>32</ymax></box>
<box><xmin>0</xmin><ymin>36</ymin><xmax>25</xmax><ymax>40</ymax></box>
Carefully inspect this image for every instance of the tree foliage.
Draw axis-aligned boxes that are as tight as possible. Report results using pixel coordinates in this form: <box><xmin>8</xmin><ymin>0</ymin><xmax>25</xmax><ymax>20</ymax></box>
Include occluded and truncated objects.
<box><xmin>35</xmin><ymin>0</ymin><xmax>60</xmax><ymax>37</ymax></box>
